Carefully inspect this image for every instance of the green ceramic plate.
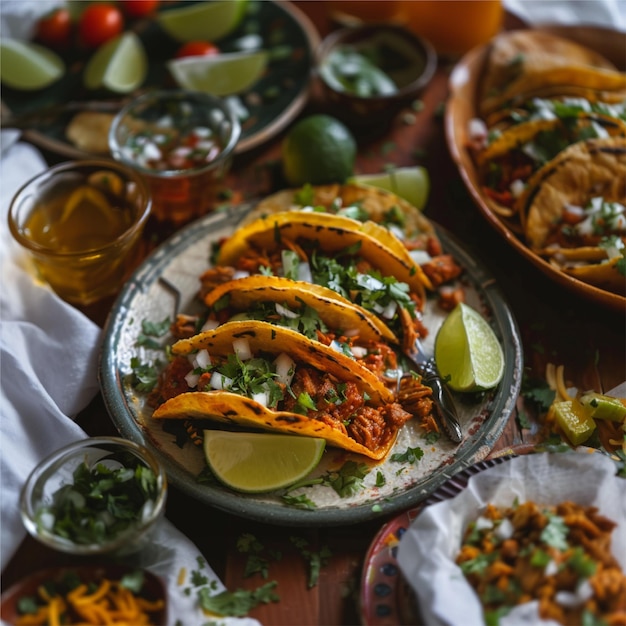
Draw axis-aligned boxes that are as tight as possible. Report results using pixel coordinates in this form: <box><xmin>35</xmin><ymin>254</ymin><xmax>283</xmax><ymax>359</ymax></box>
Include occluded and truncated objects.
<box><xmin>99</xmin><ymin>202</ymin><xmax>523</xmax><ymax>527</ymax></box>
<box><xmin>1</xmin><ymin>0</ymin><xmax>319</xmax><ymax>156</ymax></box>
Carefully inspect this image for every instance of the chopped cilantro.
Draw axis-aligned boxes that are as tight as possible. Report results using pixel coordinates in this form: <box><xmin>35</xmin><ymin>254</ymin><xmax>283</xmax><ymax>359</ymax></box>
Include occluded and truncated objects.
<box><xmin>390</xmin><ymin>446</ymin><xmax>423</xmax><ymax>464</ymax></box>
<box><xmin>289</xmin><ymin>536</ymin><xmax>332</xmax><ymax>588</ymax></box>
<box><xmin>198</xmin><ymin>581</ymin><xmax>279</xmax><ymax>617</ymax></box>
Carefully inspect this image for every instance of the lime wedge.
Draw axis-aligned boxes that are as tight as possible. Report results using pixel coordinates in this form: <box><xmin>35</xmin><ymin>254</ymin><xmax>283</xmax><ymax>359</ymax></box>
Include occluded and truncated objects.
<box><xmin>434</xmin><ymin>302</ymin><xmax>504</xmax><ymax>392</ymax></box>
<box><xmin>167</xmin><ymin>49</ymin><xmax>268</xmax><ymax>96</ymax></box>
<box><xmin>84</xmin><ymin>31</ymin><xmax>147</xmax><ymax>93</ymax></box>
<box><xmin>203</xmin><ymin>430</ymin><xmax>325</xmax><ymax>493</ymax></box>
<box><xmin>350</xmin><ymin>166</ymin><xmax>430</xmax><ymax>211</ymax></box>
<box><xmin>157</xmin><ymin>0</ymin><xmax>247</xmax><ymax>43</ymax></box>
<box><xmin>0</xmin><ymin>38</ymin><xmax>65</xmax><ymax>90</ymax></box>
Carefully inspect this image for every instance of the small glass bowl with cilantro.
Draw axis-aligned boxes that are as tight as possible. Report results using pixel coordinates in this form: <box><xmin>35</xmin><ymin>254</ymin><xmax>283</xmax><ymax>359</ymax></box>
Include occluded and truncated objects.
<box><xmin>19</xmin><ymin>437</ymin><xmax>167</xmax><ymax>557</ymax></box>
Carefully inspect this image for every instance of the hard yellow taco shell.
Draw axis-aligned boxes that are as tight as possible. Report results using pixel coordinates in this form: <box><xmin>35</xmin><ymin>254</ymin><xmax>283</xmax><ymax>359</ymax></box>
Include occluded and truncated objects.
<box><xmin>479</xmin><ymin>30</ymin><xmax>626</xmax><ymax>116</ymax></box>
<box><xmin>152</xmin><ymin>390</ymin><xmax>399</xmax><ymax>460</ymax></box>
<box><xmin>170</xmin><ymin>320</ymin><xmax>394</xmax><ymax>405</ymax></box>
<box><xmin>523</xmin><ymin>137</ymin><xmax>626</xmax><ymax>249</ymax></box>
<box><xmin>204</xmin><ymin>275</ymin><xmax>399</xmax><ymax>344</ymax></box>
<box><xmin>216</xmin><ymin>210</ymin><xmax>430</xmax><ymax>302</ymax></box>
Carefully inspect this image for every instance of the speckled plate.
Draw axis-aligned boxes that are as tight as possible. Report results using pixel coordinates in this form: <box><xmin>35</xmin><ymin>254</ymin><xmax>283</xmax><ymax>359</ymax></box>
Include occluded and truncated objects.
<box><xmin>1</xmin><ymin>0</ymin><xmax>319</xmax><ymax>156</ymax></box>
<box><xmin>99</xmin><ymin>203</ymin><xmax>523</xmax><ymax>527</ymax></box>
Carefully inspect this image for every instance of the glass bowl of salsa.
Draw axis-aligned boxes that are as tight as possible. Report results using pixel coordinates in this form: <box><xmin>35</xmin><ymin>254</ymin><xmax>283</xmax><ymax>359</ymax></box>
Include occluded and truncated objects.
<box><xmin>108</xmin><ymin>89</ymin><xmax>241</xmax><ymax>226</ymax></box>
<box><xmin>19</xmin><ymin>437</ymin><xmax>168</xmax><ymax>557</ymax></box>
<box><xmin>317</xmin><ymin>23</ymin><xmax>437</xmax><ymax>127</ymax></box>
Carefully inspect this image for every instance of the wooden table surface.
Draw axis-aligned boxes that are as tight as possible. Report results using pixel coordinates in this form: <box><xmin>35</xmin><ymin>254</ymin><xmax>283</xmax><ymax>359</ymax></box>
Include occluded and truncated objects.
<box><xmin>3</xmin><ymin>4</ymin><xmax>625</xmax><ymax>625</ymax></box>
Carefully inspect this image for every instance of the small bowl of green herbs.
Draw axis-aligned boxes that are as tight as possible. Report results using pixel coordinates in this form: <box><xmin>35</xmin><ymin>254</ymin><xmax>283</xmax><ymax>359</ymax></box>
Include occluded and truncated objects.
<box><xmin>19</xmin><ymin>437</ymin><xmax>167</xmax><ymax>557</ymax></box>
<box><xmin>317</xmin><ymin>23</ymin><xmax>437</xmax><ymax>127</ymax></box>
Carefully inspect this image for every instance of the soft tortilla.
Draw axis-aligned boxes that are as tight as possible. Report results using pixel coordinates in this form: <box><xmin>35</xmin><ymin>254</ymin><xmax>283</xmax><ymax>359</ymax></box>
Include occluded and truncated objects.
<box><xmin>479</xmin><ymin>30</ymin><xmax>626</xmax><ymax>116</ymax></box>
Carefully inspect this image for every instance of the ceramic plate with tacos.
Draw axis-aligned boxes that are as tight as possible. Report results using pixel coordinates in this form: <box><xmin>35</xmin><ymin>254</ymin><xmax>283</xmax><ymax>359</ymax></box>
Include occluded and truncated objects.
<box><xmin>100</xmin><ymin>186</ymin><xmax>522</xmax><ymax>526</ymax></box>
<box><xmin>448</xmin><ymin>26</ymin><xmax>626</xmax><ymax>309</ymax></box>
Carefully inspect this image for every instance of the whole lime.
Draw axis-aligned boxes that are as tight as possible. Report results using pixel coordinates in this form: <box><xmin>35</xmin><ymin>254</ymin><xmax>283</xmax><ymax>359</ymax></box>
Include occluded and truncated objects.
<box><xmin>282</xmin><ymin>114</ymin><xmax>357</xmax><ymax>186</ymax></box>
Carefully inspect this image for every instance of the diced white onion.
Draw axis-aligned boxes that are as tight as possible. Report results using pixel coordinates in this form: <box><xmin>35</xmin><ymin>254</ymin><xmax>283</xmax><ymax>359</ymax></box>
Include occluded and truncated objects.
<box><xmin>357</xmin><ymin>274</ymin><xmax>384</xmax><ymax>291</ymax></box>
<box><xmin>274</xmin><ymin>352</ymin><xmax>296</xmax><ymax>386</ymax></box>
<box><xmin>468</xmin><ymin>118</ymin><xmax>488</xmax><ymax>147</ymax></box>
<box><xmin>494</xmin><ymin>517</ymin><xmax>514</xmax><ymax>540</ymax></box>
<box><xmin>275</xmin><ymin>303</ymin><xmax>298</xmax><ymax>319</ymax></box>
<box><xmin>343</xmin><ymin>328</ymin><xmax>360</xmax><ymax>337</ymax></box>
<box><xmin>510</xmin><ymin>179</ymin><xmax>525</xmax><ymax>198</ymax></box>
<box><xmin>210</xmin><ymin>372</ymin><xmax>232</xmax><ymax>390</ymax></box>
<box><xmin>201</xmin><ymin>318</ymin><xmax>220</xmax><ymax>332</ymax></box>
<box><xmin>544</xmin><ymin>559</ymin><xmax>559</xmax><ymax>577</ymax></box>
<box><xmin>142</xmin><ymin>141</ymin><xmax>162</xmax><ymax>161</ymax></box>
<box><xmin>329</xmin><ymin>339</ymin><xmax>345</xmax><ymax>354</ymax></box>
<box><xmin>232</xmin><ymin>338</ymin><xmax>252</xmax><ymax>360</ymax></box>
<box><xmin>252</xmin><ymin>391</ymin><xmax>268</xmax><ymax>407</ymax></box>
<box><xmin>381</xmin><ymin>300</ymin><xmax>398</xmax><ymax>320</ymax></box>
<box><xmin>409</xmin><ymin>249</ymin><xmax>432</xmax><ymax>265</ymax></box>
<box><xmin>298</xmin><ymin>262</ymin><xmax>312</xmax><ymax>283</ymax></box>
<box><xmin>194</xmin><ymin>349</ymin><xmax>211</xmax><ymax>369</ymax></box>
<box><xmin>389</xmin><ymin>224</ymin><xmax>405</xmax><ymax>241</ymax></box>
<box><xmin>185</xmin><ymin>371</ymin><xmax>200</xmax><ymax>388</ymax></box>
<box><xmin>351</xmin><ymin>346</ymin><xmax>368</xmax><ymax>358</ymax></box>
<box><xmin>474</xmin><ymin>516</ymin><xmax>494</xmax><ymax>531</ymax></box>
<box><xmin>232</xmin><ymin>270</ymin><xmax>250</xmax><ymax>279</ymax></box>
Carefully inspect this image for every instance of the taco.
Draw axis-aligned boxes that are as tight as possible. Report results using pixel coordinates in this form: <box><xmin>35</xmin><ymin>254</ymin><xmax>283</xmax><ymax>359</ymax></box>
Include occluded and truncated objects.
<box><xmin>483</xmin><ymin>95</ymin><xmax>626</xmax><ymax>137</ymax></box>
<box><xmin>208</xmin><ymin>210</ymin><xmax>438</xmax><ymax>351</ymax></box>
<box><xmin>151</xmin><ymin>321</ymin><xmax>423</xmax><ymax>460</ymax></box>
<box><xmin>203</xmin><ymin>274</ymin><xmax>398</xmax><ymax>344</ymax></box>
<box><xmin>247</xmin><ymin>182</ymin><xmax>436</xmax><ymax>243</ymax></box>
<box><xmin>520</xmin><ymin>136</ymin><xmax>626</xmax><ymax>295</ymax></box>
<box><xmin>476</xmin><ymin>114</ymin><xmax>626</xmax><ymax>219</ymax></box>
<box><xmin>479</xmin><ymin>30</ymin><xmax>626</xmax><ymax>117</ymax></box>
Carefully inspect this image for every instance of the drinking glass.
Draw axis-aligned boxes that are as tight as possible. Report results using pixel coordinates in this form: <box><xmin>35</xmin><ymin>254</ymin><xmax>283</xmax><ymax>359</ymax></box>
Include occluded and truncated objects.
<box><xmin>109</xmin><ymin>89</ymin><xmax>241</xmax><ymax>226</ymax></box>
<box><xmin>8</xmin><ymin>159</ymin><xmax>151</xmax><ymax>306</ymax></box>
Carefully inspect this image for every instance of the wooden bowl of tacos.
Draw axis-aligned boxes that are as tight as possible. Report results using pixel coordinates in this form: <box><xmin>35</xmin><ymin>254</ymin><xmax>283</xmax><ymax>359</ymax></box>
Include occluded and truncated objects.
<box><xmin>445</xmin><ymin>25</ymin><xmax>626</xmax><ymax>312</ymax></box>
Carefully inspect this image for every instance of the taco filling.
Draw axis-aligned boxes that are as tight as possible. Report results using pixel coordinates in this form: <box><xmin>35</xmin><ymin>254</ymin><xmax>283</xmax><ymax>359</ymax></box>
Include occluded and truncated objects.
<box><xmin>478</xmin><ymin>114</ymin><xmax>626</xmax><ymax>215</ymax></box>
<box><xmin>150</xmin><ymin>321</ymin><xmax>429</xmax><ymax>460</ymax></box>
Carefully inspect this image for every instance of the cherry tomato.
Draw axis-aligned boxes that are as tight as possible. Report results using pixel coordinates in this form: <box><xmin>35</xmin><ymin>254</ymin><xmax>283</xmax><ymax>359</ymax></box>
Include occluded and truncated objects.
<box><xmin>34</xmin><ymin>8</ymin><xmax>73</xmax><ymax>50</ymax></box>
<box><xmin>175</xmin><ymin>41</ymin><xmax>220</xmax><ymax>59</ymax></box>
<box><xmin>77</xmin><ymin>3</ymin><xmax>124</xmax><ymax>49</ymax></box>
<box><xmin>119</xmin><ymin>0</ymin><xmax>159</xmax><ymax>18</ymax></box>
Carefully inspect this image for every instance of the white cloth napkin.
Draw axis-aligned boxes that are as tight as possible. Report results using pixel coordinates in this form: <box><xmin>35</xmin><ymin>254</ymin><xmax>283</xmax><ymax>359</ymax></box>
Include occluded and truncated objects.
<box><xmin>0</xmin><ymin>135</ymin><xmax>262</xmax><ymax>626</ymax></box>
<box><xmin>503</xmin><ymin>0</ymin><xmax>626</xmax><ymax>31</ymax></box>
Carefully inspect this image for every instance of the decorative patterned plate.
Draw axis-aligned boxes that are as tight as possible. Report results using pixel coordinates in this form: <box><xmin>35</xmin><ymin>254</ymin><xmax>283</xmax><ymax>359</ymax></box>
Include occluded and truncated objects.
<box><xmin>99</xmin><ymin>203</ymin><xmax>523</xmax><ymax>527</ymax></box>
<box><xmin>1</xmin><ymin>0</ymin><xmax>320</xmax><ymax>156</ymax></box>
<box><xmin>359</xmin><ymin>456</ymin><xmax>512</xmax><ymax>625</ymax></box>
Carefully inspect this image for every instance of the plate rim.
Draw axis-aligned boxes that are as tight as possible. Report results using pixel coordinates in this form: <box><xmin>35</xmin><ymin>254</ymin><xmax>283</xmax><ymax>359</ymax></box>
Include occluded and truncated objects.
<box><xmin>444</xmin><ymin>24</ymin><xmax>626</xmax><ymax>313</ymax></box>
<box><xmin>99</xmin><ymin>204</ymin><xmax>523</xmax><ymax>527</ymax></box>
<box><xmin>3</xmin><ymin>0</ymin><xmax>321</xmax><ymax>158</ymax></box>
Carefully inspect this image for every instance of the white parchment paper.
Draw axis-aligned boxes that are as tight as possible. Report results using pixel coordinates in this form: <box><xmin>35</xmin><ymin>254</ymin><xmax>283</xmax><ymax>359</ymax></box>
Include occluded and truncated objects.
<box><xmin>397</xmin><ymin>451</ymin><xmax>626</xmax><ymax>626</ymax></box>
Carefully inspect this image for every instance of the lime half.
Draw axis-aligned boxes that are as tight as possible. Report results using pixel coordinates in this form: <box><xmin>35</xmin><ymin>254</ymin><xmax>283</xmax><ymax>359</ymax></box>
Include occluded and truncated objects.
<box><xmin>434</xmin><ymin>302</ymin><xmax>504</xmax><ymax>392</ymax></box>
<box><xmin>157</xmin><ymin>0</ymin><xmax>247</xmax><ymax>43</ymax></box>
<box><xmin>0</xmin><ymin>38</ymin><xmax>65</xmax><ymax>90</ymax></box>
<box><xmin>167</xmin><ymin>49</ymin><xmax>268</xmax><ymax>96</ymax></box>
<box><xmin>203</xmin><ymin>430</ymin><xmax>325</xmax><ymax>493</ymax></box>
<box><xmin>350</xmin><ymin>166</ymin><xmax>430</xmax><ymax>211</ymax></box>
<box><xmin>84</xmin><ymin>32</ymin><xmax>147</xmax><ymax>93</ymax></box>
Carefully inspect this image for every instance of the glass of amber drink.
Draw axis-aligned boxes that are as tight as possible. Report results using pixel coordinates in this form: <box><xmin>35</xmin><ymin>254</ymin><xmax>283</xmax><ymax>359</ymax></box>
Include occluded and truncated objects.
<box><xmin>108</xmin><ymin>90</ymin><xmax>241</xmax><ymax>227</ymax></box>
<box><xmin>8</xmin><ymin>160</ymin><xmax>151</xmax><ymax>306</ymax></box>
